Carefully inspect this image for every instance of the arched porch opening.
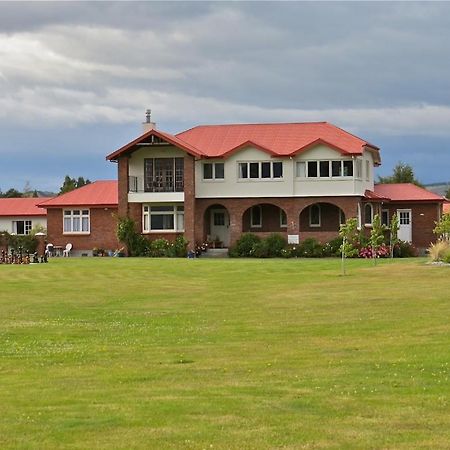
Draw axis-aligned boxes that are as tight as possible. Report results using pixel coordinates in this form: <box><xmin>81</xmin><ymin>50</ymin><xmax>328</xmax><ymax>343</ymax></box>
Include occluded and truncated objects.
<box><xmin>242</xmin><ymin>203</ymin><xmax>287</xmax><ymax>234</ymax></box>
<box><xmin>299</xmin><ymin>202</ymin><xmax>345</xmax><ymax>242</ymax></box>
<box><xmin>203</xmin><ymin>204</ymin><xmax>230</xmax><ymax>248</ymax></box>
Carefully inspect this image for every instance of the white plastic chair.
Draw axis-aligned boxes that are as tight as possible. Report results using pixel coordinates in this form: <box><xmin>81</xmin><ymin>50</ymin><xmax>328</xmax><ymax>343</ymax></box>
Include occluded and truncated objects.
<box><xmin>63</xmin><ymin>243</ymin><xmax>73</xmax><ymax>257</ymax></box>
<box><xmin>45</xmin><ymin>243</ymin><xmax>54</xmax><ymax>257</ymax></box>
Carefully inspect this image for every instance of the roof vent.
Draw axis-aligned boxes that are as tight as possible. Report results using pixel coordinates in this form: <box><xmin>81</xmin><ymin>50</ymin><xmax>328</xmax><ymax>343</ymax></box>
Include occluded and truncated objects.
<box><xmin>142</xmin><ymin>108</ymin><xmax>156</xmax><ymax>133</ymax></box>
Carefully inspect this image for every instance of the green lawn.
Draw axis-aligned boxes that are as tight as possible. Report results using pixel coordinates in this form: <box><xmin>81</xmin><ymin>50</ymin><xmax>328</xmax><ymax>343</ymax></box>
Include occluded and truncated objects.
<box><xmin>0</xmin><ymin>257</ymin><xmax>449</xmax><ymax>449</ymax></box>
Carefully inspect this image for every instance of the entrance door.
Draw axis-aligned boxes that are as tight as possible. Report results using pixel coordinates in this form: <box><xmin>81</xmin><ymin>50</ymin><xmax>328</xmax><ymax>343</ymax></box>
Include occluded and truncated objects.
<box><xmin>210</xmin><ymin>209</ymin><xmax>230</xmax><ymax>247</ymax></box>
<box><xmin>397</xmin><ymin>209</ymin><xmax>412</xmax><ymax>242</ymax></box>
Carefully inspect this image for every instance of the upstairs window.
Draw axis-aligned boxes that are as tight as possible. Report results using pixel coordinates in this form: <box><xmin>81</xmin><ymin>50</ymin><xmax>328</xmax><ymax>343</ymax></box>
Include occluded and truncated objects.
<box><xmin>297</xmin><ymin>160</ymin><xmax>354</xmax><ymax>178</ymax></box>
<box><xmin>64</xmin><ymin>210</ymin><xmax>90</xmax><ymax>233</ymax></box>
<box><xmin>238</xmin><ymin>161</ymin><xmax>283</xmax><ymax>180</ymax></box>
<box><xmin>203</xmin><ymin>162</ymin><xmax>224</xmax><ymax>180</ymax></box>
<box><xmin>144</xmin><ymin>158</ymin><xmax>184</xmax><ymax>192</ymax></box>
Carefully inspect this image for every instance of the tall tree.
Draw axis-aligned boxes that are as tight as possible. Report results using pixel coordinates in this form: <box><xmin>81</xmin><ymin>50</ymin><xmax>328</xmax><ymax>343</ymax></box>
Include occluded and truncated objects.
<box><xmin>59</xmin><ymin>176</ymin><xmax>91</xmax><ymax>194</ymax></box>
<box><xmin>2</xmin><ymin>188</ymin><xmax>23</xmax><ymax>198</ymax></box>
<box><xmin>377</xmin><ymin>162</ymin><xmax>423</xmax><ymax>187</ymax></box>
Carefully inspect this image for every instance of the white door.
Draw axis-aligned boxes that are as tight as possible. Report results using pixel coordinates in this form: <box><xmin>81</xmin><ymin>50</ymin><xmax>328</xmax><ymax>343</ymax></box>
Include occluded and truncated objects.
<box><xmin>210</xmin><ymin>209</ymin><xmax>230</xmax><ymax>247</ymax></box>
<box><xmin>397</xmin><ymin>209</ymin><xmax>412</xmax><ymax>242</ymax></box>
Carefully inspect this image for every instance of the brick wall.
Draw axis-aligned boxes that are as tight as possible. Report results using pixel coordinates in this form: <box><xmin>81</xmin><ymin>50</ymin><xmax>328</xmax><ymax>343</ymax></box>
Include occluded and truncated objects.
<box><xmin>46</xmin><ymin>207</ymin><xmax>119</xmax><ymax>252</ymax></box>
<box><xmin>384</xmin><ymin>202</ymin><xmax>441</xmax><ymax>250</ymax></box>
<box><xmin>195</xmin><ymin>196</ymin><xmax>361</xmax><ymax>246</ymax></box>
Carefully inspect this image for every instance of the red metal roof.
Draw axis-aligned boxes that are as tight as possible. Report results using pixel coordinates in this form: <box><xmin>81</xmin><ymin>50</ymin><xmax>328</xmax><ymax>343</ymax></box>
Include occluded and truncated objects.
<box><xmin>374</xmin><ymin>183</ymin><xmax>445</xmax><ymax>202</ymax></box>
<box><xmin>39</xmin><ymin>181</ymin><xmax>118</xmax><ymax>208</ymax></box>
<box><xmin>176</xmin><ymin>122</ymin><xmax>379</xmax><ymax>158</ymax></box>
<box><xmin>107</xmin><ymin>122</ymin><xmax>379</xmax><ymax>161</ymax></box>
<box><xmin>364</xmin><ymin>189</ymin><xmax>388</xmax><ymax>201</ymax></box>
<box><xmin>0</xmin><ymin>197</ymin><xmax>51</xmax><ymax>217</ymax></box>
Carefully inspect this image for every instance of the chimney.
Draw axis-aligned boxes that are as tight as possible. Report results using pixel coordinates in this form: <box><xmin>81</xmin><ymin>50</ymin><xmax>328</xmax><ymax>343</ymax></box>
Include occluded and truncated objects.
<box><xmin>142</xmin><ymin>109</ymin><xmax>156</xmax><ymax>133</ymax></box>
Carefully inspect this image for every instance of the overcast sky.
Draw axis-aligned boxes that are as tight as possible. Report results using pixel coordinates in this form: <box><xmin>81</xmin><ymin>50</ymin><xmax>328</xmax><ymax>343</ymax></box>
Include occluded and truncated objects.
<box><xmin>1</xmin><ymin>1</ymin><xmax>450</xmax><ymax>192</ymax></box>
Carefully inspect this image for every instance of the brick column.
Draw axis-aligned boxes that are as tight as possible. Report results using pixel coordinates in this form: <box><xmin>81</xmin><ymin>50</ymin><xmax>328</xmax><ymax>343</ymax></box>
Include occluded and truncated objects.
<box><xmin>184</xmin><ymin>154</ymin><xmax>196</xmax><ymax>251</ymax></box>
<box><xmin>118</xmin><ymin>156</ymin><xmax>129</xmax><ymax>218</ymax></box>
<box><xmin>0</xmin><ymin>232</ymin><xmax>8</xmax><ymax>256</ymax></box>
<box><xmin>35</xmin><ymin>232</ymin><xmax>46</xmax><ymax>257</ymax></box>
<box><xmin>229</xmin><ymin>207</ymin><xmax>244</xmax><ymax>247</ymax></box>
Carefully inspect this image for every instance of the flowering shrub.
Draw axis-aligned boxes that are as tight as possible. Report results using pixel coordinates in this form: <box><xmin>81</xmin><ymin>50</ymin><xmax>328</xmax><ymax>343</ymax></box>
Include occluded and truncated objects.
<box><xmin>358</xmin><ymin>244</ymin><xmax>390</xmax><ymax>259</ymax></box>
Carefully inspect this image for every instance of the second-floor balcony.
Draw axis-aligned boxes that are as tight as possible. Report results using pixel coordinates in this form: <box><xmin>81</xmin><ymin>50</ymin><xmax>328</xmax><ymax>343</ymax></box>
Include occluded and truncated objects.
<box><xmin>129</xmin><ymin>176</ymin><xmax>184</xmax><ymax>193</ymax></box>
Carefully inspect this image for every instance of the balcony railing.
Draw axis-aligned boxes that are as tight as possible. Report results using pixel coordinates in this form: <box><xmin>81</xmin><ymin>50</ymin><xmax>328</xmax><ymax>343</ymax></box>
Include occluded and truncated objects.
<box><xmin>128</xmin><ymin>176</ymin><xmax>183</xmax><ymax>193</ymax></box>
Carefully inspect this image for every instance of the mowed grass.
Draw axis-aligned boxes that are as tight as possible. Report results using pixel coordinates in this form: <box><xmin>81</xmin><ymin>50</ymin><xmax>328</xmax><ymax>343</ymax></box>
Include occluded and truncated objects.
<box><xmin>0</xmin><ymin>258</ymin><xmax>449</xmax><ymax>449</ymax></box>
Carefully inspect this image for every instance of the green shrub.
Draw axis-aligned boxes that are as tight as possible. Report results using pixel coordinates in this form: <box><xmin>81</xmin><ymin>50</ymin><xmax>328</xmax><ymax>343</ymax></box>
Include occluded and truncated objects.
<box><xmin>173</xmin><ymin>236</ymin><xmax>188</xmax><ymax>257</ymax></box>
<box><xmin>8</xmin><ymin>233</ymin><xmax>38</xmax><ymax>254</ymax></box>
<box><xmin>251</xmin><ymin>240</ymin><xmax>270</xmax><ymax>258</ymax></box>
<box><xmin>116</xmin><ymin>217</ymin><xmax>149</xmax><ymax>256</ymax></box>
<box><xmin>298</xmin><ymin>238</ymin><xmax>323</xmax><ymax>257</ymax></box>
<box><xmin>264</xmin><ymin>233</ymin><xmax>286</xmax><ymax>257</ymax></box>
<box><xmin>443</xmin><ymin>249</ymin><xmax>450</xmax><ymax>264</ymax></box>
<box><xmin>149</xmin><ymin>239</ymin><xmax>171</xmax><ymax>257</ymax></box>
<box><xmin>393</xmin><ymin>240</ymin><xmax>417</xmax><ymax>258</ymax></box>
<box><xmin>322</xmin><ymin>237</ymin><xmax>343</xmax><ymax>257</ymax></box>
<box><xmin>230</xmin><ymin>233</ymin><xmax>261</xmax><ymax>257</ymax></box>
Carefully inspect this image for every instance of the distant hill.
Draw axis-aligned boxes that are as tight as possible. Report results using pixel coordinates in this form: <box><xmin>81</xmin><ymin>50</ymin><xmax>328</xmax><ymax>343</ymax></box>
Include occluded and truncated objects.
<box><xmin>424</xmin><ymin>182</ymin><xmax>450</xmax><ymax>197</ymax></box>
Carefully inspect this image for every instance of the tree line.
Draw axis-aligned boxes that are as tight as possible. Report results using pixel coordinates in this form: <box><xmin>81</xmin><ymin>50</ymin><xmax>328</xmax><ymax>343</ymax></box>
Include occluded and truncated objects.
<box><xmin>0</xmin><ymin>176</ymin><xmax>91</xmax><ymax>198</ymax></box>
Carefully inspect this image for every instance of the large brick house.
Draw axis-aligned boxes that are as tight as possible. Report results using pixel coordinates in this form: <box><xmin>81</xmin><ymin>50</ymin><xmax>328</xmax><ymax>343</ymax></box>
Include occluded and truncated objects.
<box><xmin>106</xmin><ymin>120</ymin><xmax>444</xmax><ymax>253</ymax></box>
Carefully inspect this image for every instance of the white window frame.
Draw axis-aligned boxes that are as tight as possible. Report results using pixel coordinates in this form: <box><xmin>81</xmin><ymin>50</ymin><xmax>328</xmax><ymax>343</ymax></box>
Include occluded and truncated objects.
<box><xmin>142</xmin><ymin>204</ymin><xmax>184</xmax><ymax>233</ymax></box>
<box><xmin>237</xmin><ymin>161</ymin><xmax>283</xmax><ymax>181</ymax></box>
<box><xmin>12</xmin><ymin>220</ymin><xmax>33</xmax><ymax>235</ymax></box>
<box><xmin>202</xmin><ymin>162</ymin><xmax>225</xmax><ymax>181</ymax></box>
<box><xmin>309</xmin><ymin>204</ymin><xmax>321</xmax><ymax>227</ymax></box>
<box><xmin>364</xmin><ymin>203</ymin><xmax>373</xmax><ymax>227</ymax></box>
<box><xmin>280</xmin><ymin>209</ymin><xmax>287</xmax><ymax>228</ymax></box>
<box><xmin>250</xmin><ymin>205</ymin><xmax>262</xmax><ymax>228</ymax></box>
<box><xmin>296</xmin><ymin>159</ymin><xmax>354</xmax><ymax>179</ymax></box>
<box><xmin>63</xmin><ymin>209</ymin><xmax>90</xmax><ymax>234</ymax></box>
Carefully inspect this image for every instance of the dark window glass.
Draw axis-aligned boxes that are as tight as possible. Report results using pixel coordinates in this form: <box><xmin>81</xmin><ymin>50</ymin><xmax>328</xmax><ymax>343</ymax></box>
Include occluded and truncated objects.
<box><xmin>308</xmin><ymin>161</ymin><xmax>318</xmax><ymax>177</ymax></box>
<box><xmin>365</xmin><ymin>204</ymin><xmax>373</xmax><ymax>224</ymax></box>
<box><xmin>151</xmin><ymin>206</ymin><xmax>174</xmax><ymax>212</ymax></box>
<box><xmin>251</xmin><ymin>206</ymin><xmax>262</xmax><ymax>226</ymax></box>
<box><xmin>144</xmin><ymin>158</ymin><xmax>154</xmax><ymax>192</ymax></box>
<box><xmin>175</xmin><ymin>158</ymin><xmax>184</xmax><ymax>192</ymax></box>
<box><xmin>261</xmin><ymin>162</ymin><xmax>271</xmax><ymax>178</ymax></box>
<box><xmin>343</xmin><ymin>160</ymin><xmax>353</xmax><ymax>176</ymax></box>
<box><xmin>332</xmin><ymin>161</ymin><xmax>342</xmax><ymax>177</ymax></box>
<box><xmin>273</xmin><ymin>162</ymin><xmax>283</xmax><ymax>178</ymax></box>
<box><xmin>319</xmin><ymin>161</ymin><xmax>329</xmax><ymax>177</ymax></box>
<box><xmin>310</xmin><ymin>205</ymin><xmax>321</xmax><ymax>226</ymax></box>
<box><xmin>249</xmin><ymin>162</ymin><xmax>259</xmax><ymax>178</ymax></box>
<box><xmin>239</xmin><ymin>163</ymin><xmax>248</xmax><ymax>178</ymax></box>
<box><xmin>214</xmin><ymin>212</ymin><xmax>225</xmax><ymax>226</ymax></box>
<box><xmin>214</xmin><ymin>163</ymin><xmax>224</xmax><ymax>179</ymax></box>
<box><xmin>16</xmin><ymin>221</ymin><xmax>25</xmax><ymax>235</ymax></box>
<box><xmin>151</xmin><ymin>214</ymin><xmax>174</xmax><ymax>230</ymax></box>
<box><xmin>381</xmin><ymin>210</ymin><xmax>389</xmax><ymax>226</ymax></box>
<box><xmin>203</xmin><ymin>163</ymin><xmax>213</xmax><ymax>179</ymax></box>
